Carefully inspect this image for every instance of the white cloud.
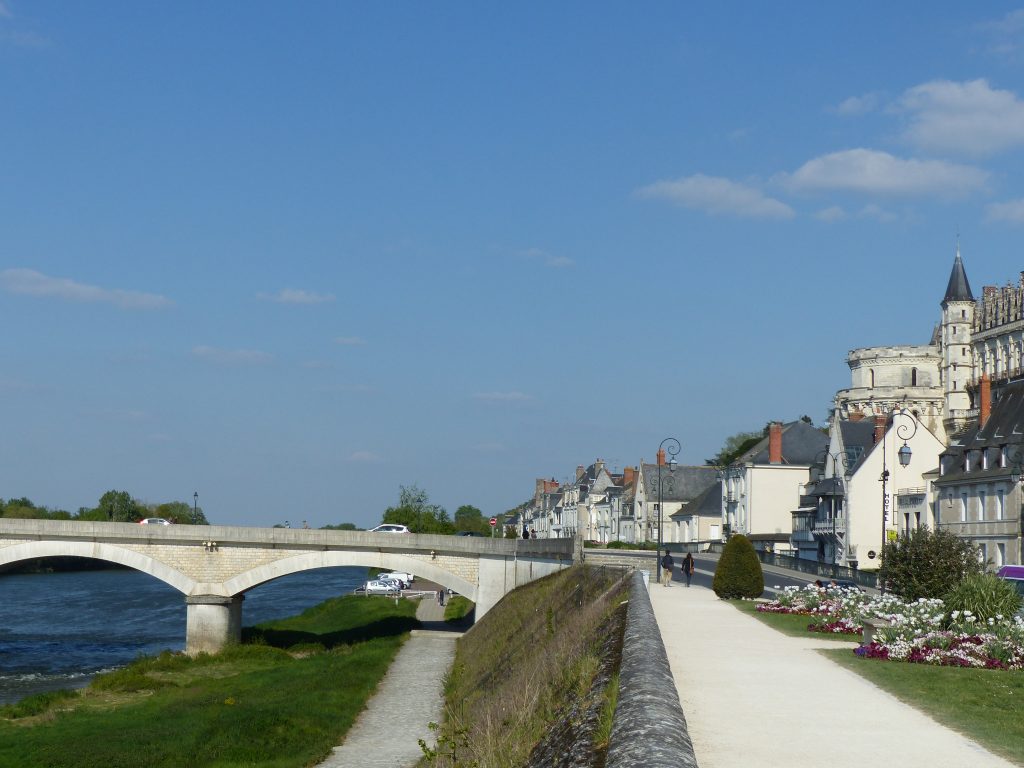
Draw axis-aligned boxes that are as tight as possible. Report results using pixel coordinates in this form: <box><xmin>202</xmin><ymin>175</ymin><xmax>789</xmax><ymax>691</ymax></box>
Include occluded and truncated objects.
<box><xmin>833</xmin><ymin>93</ymin><xmax>880</xmax><ymax>116</ymax></box>
<box><xmin>858</xmin><ymin>204</ymin><xmax>898</xmax><ymax>222</ymax></box>
<box><xmin>518</xmin><ymin>247</ymin><xmax>575</xmax><ymax>268</ymax></box>
<box><xmin>977</xmin><ymin>9</ymin><xmax>1024</xmax><ymax>56</ymax></box>
<box><xmin>334</xmin><ymin>336</ymin><xmax>367</xmax><ymax>346</ymax></box>
<box><xmin>472</xmin><ymin>391</ymin><xmax>531</xmax><ymax>402</ymax></box>
<box><xmin>0</xmin><ymin>268</ymin><xmax>173</xmax><ymax>309</ymax></box>
<box><xmin>192</xmin><ymin>346</ymin><xmax>273</xmax><ymax>365</ymax></box>
<box><xmin>815</xmin><ymin>206</ymin><xmax>847</xmax><ymax>222</ymax></box>
<box><xmin>899</xmin><ymin>79</ymin><xmax>1024</xmax><ymax>156</ymax></box>
<box><xmin>783</xmin><ymin>149</ymin><xmax>988</xmax><ymax>197</ymax></box>
<box><xmin>258</xmin><ymin>288</ymin><xmax>335</xmax><ymax>305</ymax></box>
<box><xmin>986</xmin><ymin>198</ymin><xmax>1024</xmax><ymax>223</ymax></box>
<box><xmin>349</xmin><ymin>450</ymin><xmax>383</xmax><ymax>463</ymax></box>
<box><xmin>637</xmin><ymin>174</ymin><xmax>795</xmax><ymax>219</ymax></box>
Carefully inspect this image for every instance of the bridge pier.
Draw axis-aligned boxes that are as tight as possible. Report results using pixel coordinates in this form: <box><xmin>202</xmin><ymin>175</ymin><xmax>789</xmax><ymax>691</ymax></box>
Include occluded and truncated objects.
<box><xmin>185</xmin><ymin>595</ymin><xmax>243</xmax><ymax>655</ymax></box>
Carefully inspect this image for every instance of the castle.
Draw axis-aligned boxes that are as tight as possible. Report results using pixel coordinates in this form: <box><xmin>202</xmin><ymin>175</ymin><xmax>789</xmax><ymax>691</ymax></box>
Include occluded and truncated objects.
<box><xmin>834</xmin><ymin>248</ymin><xmax>1024</xmax><ymax>442</ymax></box>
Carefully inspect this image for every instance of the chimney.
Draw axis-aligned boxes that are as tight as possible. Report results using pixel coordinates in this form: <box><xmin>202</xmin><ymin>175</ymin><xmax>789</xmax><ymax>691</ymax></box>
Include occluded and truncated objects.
<box><xmin>657</xmin><ymin>448</ymin><xmax>666</xmax><ymax>466</ymax></box>
<box><xmin>980</xmin><ymin>373</ymin><xmax>992</xmax><ymax>428</ymax></box>
<box><xmin>873</xmin><ymin>414</ymin><xmax>887</xmax><ymax>445</ymax></box>
<box><xmin>848</xmin><ymin>410</ymin><xmax>865</xmax><ymax>423</ymax></box>
<box><xmin>595</xmin><ymin>458</ymin><xmax>605</xmax><ymax>475</ymax></box>
<box><xmin>576</xmin><ymin>464</ymin><xmax>585</xmax><ymax>481</ymax></box>
<box><xmin>623</xmin><ymin>466</ymin><xmax>635</xmax><ymax>486</ymax></box>
<box><xmin>768</xmin><ymin>422</ymin><xmax>782</xmax><ymax>464</ymax></box>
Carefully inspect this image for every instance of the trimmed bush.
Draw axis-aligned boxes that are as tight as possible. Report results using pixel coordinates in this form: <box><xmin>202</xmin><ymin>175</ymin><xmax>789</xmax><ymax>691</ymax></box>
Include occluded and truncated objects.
<box><xmin>944</xmin><ymin>573</ymin><xmax>1023</xmax><ymax>623</ymax></box>
<box><xmin>712</xmin><ymin>534</ymin><xmax>764</xmax><ymax>598</ymax></box>
<box><xmin>879</xmin><ymin>526</ymin><xmax>983</xmax><ymax>601</ymax></box>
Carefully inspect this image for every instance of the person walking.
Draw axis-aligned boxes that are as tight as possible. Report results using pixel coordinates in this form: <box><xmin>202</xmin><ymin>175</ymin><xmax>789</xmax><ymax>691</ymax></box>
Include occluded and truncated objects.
<box><xmin>660</xmin><ymin>549</ymin><xmax>674</xmax><ymax>587</ymax></box>
<box><xmin>682</xmin><ymin>552</ymin><xmax>695</xmax><ymax>587</ymax></box>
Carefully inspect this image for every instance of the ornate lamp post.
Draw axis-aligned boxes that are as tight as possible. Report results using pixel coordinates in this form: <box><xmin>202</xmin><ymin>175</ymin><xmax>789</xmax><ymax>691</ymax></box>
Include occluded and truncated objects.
<box><xmin>193</xmin><ymin>492</ymin><xmax>199</xmax><ymax>524</ymax></box>
<box><xmin>657</xmin><ymin>437</ymin><xmax>681</xmax><ymax>553</ymax></box>
<box><xmin>880</xmin><ymin>409</ymin><xmax>917</xmax><ymax>556</ymax></box>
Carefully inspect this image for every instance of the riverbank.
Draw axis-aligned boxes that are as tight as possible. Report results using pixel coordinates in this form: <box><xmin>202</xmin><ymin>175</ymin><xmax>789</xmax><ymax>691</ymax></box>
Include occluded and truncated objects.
<box><xmin>0</xmin><ymin>593</ymin><xmax>420</xmax><ymax>768</ymax></box>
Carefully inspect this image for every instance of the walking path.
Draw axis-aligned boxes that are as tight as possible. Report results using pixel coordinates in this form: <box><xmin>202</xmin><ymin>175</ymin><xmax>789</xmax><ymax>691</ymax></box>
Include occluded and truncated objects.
<box><xmin>317</xmin><ymin>594</ymin><xmax>460</xmax><ymax>768</ymax></box>
<box><xmin>649</xmin><ymin>582</ymin><xmax>1018</xmax><ymax>768</ymax></box>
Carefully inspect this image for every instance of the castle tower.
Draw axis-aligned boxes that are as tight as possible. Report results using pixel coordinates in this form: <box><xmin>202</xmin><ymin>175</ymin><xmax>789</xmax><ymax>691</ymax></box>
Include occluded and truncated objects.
<box><xmin>940</xmin><ymin>245</ymin><xmax>976</xmax><ymax>432</ymax></box>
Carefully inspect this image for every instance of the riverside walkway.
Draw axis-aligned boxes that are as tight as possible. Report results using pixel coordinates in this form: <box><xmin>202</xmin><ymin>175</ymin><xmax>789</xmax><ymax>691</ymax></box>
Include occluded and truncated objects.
<box><xmin>317</xmin><ymin>594</ymin><xmax>460</xmax><ymax>768</ymax></box>
<box><xmin>650</xmin><ymin>582</ymin><xmax>1018</xmax><ymax>768</ymax></box>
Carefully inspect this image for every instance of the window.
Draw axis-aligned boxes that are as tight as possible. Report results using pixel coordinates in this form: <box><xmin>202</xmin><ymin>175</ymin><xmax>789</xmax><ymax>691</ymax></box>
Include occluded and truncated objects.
<box><xmin>979</xmin><ymin>489</ymin><xmax>987</xmax><ymax>521</ymax></box>
<box><xmin>953</xmin><ymin>327</ymin><xmax>957</xmax><ymax>336</ymax></box>
<box><xmin>997</xmin><ymin>543</ymin><xmax>1006</xmax><ymax>567</ymax></box>
<box><xmin>870</xmin><ymin>368</ymin><xmax>875</xmax><ymax>387</ymax></box>
<box><xmin>962</xmin><ymin>309</ymin><xmax>967</xmax><ymax>319</ymax></box>
<box><xmin>982</xmin><ymin>449</ymin><xmax>989</xmax><ymax>470</ymax></box>
<box><xmin>997</xmin><ymin>488</ymin><xmax>1005</xmax><ymax>520</ymax></box>
<box><xmin>962</xmin><ymin>348</ymin><xmax>967</xmax><ymax>357</ymax></box>
<box><xmin>911</xmin><ymin>367</ymin><xmax>918</xmax><ymax>386</ymax></box>
<box><xmin>961</xmin><ymin>493</ymin><xmax>968</xmax><ymax>522</ymax></box>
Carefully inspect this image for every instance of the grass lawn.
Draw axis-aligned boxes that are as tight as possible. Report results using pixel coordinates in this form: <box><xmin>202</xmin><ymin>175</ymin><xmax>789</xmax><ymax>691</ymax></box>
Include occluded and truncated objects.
<box><xmin>730</xmin><ymin>599</ymin><xmax>860</xmax><ymax>641</ymax></box>
<box><xmin>444</xmin><ymin>595</ymin><xmax>473</xmax><ymax>623</ymax></box>
<box><xmin>0</xmin><ymin>594</ymin><xmax>419</xmax><ymax>768</ymax></box>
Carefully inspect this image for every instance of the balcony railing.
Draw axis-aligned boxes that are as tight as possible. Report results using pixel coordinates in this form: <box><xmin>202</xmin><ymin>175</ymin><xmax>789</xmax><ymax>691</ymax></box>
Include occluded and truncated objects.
<box><xmin>812</xmin><ymin>519</ymin><xmax>845</xmax><ymax>534</ymax></box>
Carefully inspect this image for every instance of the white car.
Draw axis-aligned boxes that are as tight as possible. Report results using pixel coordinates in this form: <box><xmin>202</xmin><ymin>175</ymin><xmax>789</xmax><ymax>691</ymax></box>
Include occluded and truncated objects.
<box><xmin>369</xmin><ymin>524</ymin><xmax>410</xmax><ymax>534</ymax></box>
<box><xmin>355</xmin><ymin>580</ymin><xmax>402</xmax><ymax>596</ymax></box>
<box><xmin>139</xmin><ymin>518</ymin><xmax>172</xmax><ymax>526</ymax></box>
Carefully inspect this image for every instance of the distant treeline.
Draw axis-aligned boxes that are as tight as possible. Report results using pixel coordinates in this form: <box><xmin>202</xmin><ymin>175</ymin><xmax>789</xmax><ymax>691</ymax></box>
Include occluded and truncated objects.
<box><xmin>0</xmin><ymin>491</ymin><xmax>209</xmax><ymax>525</ymax></box>
<box><xmin>0</xmin><ymin>557</ymin><xmax>130</xmax><ymax>575</ymax></box>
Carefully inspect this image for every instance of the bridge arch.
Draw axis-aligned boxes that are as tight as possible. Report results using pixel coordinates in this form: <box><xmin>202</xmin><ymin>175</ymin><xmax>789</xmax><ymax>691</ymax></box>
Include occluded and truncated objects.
<box><xmin>0</xmin><ymin>540</ymin><xmax>196</xmax><ymax>594</ymax></box>
<box><xmin>222</xmin><ymin>551</ymin><xmax>477</xmax><ymax>602</ymax></box>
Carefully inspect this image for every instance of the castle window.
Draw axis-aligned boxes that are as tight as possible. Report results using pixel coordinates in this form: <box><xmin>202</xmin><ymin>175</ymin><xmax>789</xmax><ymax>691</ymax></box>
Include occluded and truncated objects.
<box><xmin>962</xmin><ymin>309</ymin><xmax>967</xmax><ymax>318</ymax></box>
<box><xmin>911</xmin><ymin>367</ymin><xmax>918</xmax><ymax>386</ymax></box>
<box><xmin>962</xmin><ymin>348</ymin><xmax>967</xmax><ymax>356</ymax></box>
<box><xmin>870</xmin><ymin>369</ymin><xmax>875</xmax><ymax>387</ymax></box>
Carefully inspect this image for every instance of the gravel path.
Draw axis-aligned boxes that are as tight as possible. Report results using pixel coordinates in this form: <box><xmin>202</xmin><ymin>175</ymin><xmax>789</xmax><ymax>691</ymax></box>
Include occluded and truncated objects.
<box><xmin>316</xmin><ymin>594</ymin><xmax>461</xmax><ymax>768</ymax></box>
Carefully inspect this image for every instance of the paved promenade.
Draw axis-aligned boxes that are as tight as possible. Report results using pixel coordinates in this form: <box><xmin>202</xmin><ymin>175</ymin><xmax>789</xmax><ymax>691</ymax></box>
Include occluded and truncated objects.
<box><xmin>317</xmin><ymin>595</ymin><xmax>460</xmax><ymax>768</ymax></box>
<box><xmin>649</xmin><ymin>582</ymin><xmax>1019</xmax><ymax>768</ymax></box>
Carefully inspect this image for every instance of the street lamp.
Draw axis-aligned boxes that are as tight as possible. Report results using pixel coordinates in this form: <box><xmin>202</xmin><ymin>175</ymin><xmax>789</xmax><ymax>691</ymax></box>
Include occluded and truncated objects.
<box><xmin>657</xmin><ymin>437</ymin><xmax>681</xmax><ymax>553</ymax></box>
<box><xmin>880</xmin><ymin>408</ymin><xmax>918</xmax><ymax>554</ymax></box>
<box><xmin>193</xmin><ymin>492</ymin><xmax>199</xmax><ymax>524</ymax></box>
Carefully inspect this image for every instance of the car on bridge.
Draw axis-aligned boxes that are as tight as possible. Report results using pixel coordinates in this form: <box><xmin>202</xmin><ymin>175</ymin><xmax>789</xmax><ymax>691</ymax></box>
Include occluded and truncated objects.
<box><xmin>139</xmin><ymin>518</ymin><xmax>172</xmax><ymax>526</ymax></box>
<box><xmin>368</xmin><ymin>524</ymin><xmax>410</xmax><ymax>534</ymax></box>
<box><xmin>354</xmin><ymin>580</ymin><xmax>402</xmax><ymax>596</ymax></box>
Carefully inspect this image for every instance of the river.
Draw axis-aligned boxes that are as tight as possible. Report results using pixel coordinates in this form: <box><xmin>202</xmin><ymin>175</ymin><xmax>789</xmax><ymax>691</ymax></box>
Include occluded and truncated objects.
<box><xmin>0</xmin><ymin>565</ymin><xmax>369</xmax><ymax>705</ymax></box>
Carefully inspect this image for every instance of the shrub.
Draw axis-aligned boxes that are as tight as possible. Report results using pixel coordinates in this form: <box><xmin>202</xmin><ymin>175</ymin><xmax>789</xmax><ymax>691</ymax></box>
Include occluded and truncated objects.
<box><xmin>879</xmin><ymin>526</ymin><xmax>982</xmax><ymax>601</ymax></box>
<box><xmin>0</xmin><ymin>688</ymin><xmax>77</xmax><ymax>719</ymax></box>
<box><xmin>712</xmin><ymin>534</ymin><xmax>764</xmax><ymax>598</ymax></box>
<box><xmin>944</xmin><ymin>573</ymin><xmax>1023</xmax><ymax>623</ymax></box>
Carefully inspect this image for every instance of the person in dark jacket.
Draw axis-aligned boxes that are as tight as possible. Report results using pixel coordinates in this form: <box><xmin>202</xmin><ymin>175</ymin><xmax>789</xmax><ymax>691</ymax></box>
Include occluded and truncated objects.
<box><xmin>682</xmin><ymin>552</ymin><xmax>695</xmax><ymax>587</ymax></box>
<box><xmin>660</xmin><ymin>549</ymin><xmax>674</xmax><ymax>587</ymax></box>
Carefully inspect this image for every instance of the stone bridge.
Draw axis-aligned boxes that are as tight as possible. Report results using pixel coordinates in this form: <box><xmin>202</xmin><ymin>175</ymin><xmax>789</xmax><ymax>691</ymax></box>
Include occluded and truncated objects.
<box><xmin>0</xmin><ymin>519</ymin><xmax>575</xmax><ymax>653</ymax></box>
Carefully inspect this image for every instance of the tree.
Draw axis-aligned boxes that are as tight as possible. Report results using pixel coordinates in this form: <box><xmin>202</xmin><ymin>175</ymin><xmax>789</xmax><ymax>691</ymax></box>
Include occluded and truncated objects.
<box><xmin>154</xmin><ymin>501</ymin><xmax>208</xmax><ymax>525</ymax></box>
<box><xmin>454</xmin><ymin>505</ymin><xmax>488</xmax><ymax>535</ymax></box>
<box><xmin>93</xmin><ymin>490</ymin><xmax>144</xmax><ymax>522</ymax></box>
<box><xmin>705</xmin><ymin>431</ymin><xmax>763</xmax><ymax>467</ymax></box>
<box><xmin>382</xmin><ymin>485</ymin><xmax>455</xmax><ymax>534</ymax></box>
<box><xmin>712</xmin><ymin>534</ymin><xmax>764</xmax><ymax>598</ymax></box>
<box><xmin>879</xmin><ymin>526</ymin><xmax>983</xmax><ymax>601</ymax></box>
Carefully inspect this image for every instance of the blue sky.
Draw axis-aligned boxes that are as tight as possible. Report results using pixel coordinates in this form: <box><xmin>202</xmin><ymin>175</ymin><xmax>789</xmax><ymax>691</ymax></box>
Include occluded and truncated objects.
<box><xmin>5</xmin><ymin>3</ymin><xmax>1024</xmax><ymax>527</ymax></box>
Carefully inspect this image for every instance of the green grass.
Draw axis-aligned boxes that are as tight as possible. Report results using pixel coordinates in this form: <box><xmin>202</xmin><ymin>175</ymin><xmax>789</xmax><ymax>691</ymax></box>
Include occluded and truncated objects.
<box><xmin>731</xmin><ymin>600</ymin><xmax>860</xmax><ymax>641</ymax></box>
<box><xmin>0</xmin><ymin>595</ymin><xmax>419</xmax><ymax>768</ymax></box>
<box><xmin>443</xmin><ymin>596</ymin><xmax>473</xmax><ymax>623</ymax></box>
<box><xmin>824</xmin><ymin>649</ymin><xmax>1024</xmax><ymax>765</ymax></box>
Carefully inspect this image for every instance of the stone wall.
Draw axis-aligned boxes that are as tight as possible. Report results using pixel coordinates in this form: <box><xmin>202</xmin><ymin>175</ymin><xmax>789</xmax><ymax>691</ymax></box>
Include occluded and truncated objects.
<box><xmin>606</xmin><ymin>570</ymin><xmax>698</xmax><ymax>768</ymax></box>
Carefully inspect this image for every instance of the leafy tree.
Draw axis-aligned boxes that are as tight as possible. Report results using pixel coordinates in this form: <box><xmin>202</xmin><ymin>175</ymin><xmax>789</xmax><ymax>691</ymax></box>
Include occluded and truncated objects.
<box><xmin>705</xmin><ymin>430</ymin><xmax>763</xmax><ymax>467</ymax></box>
<box><xmin>95</xmin><ymin>490</ymin><xmax>142</xmax><ymax>522</ymax></box>
<box><xmin>879</xmin><ymin>526</ymin><xmax>983</xmax><ymax>601</ymax></box>
<box><xmin>382</xmin><ymin>485</ymin><xmax>455</xmax><ymax>534</ymax></box>
<box><xmin>712</xmin><ymin>534</ymin><xmax>764</xmax><ymax>598</ymax></box>
<box><xmin>454</xmin><ymin>505</ymin><xmax>489</xmax><ymax>535</ymax></box>
<box><xmin>153</xmin><ymin>501</ymin><xmax>208</xmax><ymax>525</ymax></box>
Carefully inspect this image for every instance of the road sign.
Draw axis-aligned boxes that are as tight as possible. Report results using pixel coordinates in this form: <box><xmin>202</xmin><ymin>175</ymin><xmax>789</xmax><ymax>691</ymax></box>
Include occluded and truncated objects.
<box><xmin>489</xmin><ymin>517</ymin><xmax>497</xmax><ymax>527</ymax></box>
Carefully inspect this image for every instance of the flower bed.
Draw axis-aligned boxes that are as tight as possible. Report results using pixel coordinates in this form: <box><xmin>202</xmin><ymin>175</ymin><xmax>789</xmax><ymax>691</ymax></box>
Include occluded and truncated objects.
<box><xmin>757</xmin><ymin>585</ymin><xmax>1024</xmax><ymax>670</ymax></box>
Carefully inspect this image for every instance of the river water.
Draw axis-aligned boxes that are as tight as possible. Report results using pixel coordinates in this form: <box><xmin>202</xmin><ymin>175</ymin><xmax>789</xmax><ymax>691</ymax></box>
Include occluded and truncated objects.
<box><xmin>0</xmin><ymin>566</ymin><xmax>368</xmax><ymax>705</ymax></box>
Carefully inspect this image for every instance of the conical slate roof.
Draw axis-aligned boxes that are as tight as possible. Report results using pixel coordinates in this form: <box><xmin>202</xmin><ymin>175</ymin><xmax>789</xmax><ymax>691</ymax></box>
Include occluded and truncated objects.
<box><xmin>942</xmin><ymin>247</ymin><xmax>974</xmax><ymax>305</ymax></box>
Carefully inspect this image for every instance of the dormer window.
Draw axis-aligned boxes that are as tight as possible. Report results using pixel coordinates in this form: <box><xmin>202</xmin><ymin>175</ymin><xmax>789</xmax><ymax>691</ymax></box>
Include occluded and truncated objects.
<box><xmin>982</xmin><ymin>449</ymin><xmax>989</xmax><ymax>470</ymax></box>
<box><xmin>1002</xmin><ymin>446</ymin><xmax>1009</xmax><ymax>468</ymax></box>
<box><xmin>964</xmin><ymin>452</ymin><xmax>971</xmax><ymax>472</ymax></box>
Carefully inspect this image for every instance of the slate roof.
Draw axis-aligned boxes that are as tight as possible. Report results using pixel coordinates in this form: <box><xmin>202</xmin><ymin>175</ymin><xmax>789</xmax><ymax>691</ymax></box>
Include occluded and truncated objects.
<box><xmin>733</xmin><ymin>421</ymin><xmax>829</xmax><ymax>466</ymax></box>
<box><xmin>936</xmin><ymin>381</ymin><xmax>1024</xmax><ymax>484</ymax></box>
<box><xmin>640</xmin><ymin>463</ymin><xmax>718</xmax><ymax>503</ymax></box>
<box><xmin>943</xmin><ymin>248</ymin><xmax>974</xmax><ymax>304</ymax></box>
<box><xmin>670</xmin><ymin>480</ymin><xmax>722</xmax><ymax>519</ymax></box>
